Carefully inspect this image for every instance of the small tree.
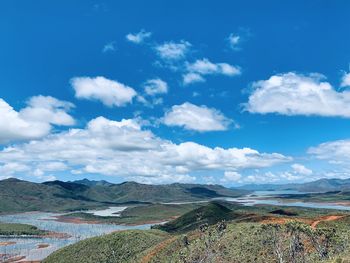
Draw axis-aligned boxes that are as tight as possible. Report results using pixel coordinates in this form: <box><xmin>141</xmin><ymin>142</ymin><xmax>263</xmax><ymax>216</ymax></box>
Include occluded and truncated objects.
<box><xmin>261</xmin><ymin>223</ymin><xmax>286</xmax><ymax>263</ymax></box>
<box><xmin>285</xmin><ymin>221</ymin><xmax>309</xmax><ymax>263</ymax></box>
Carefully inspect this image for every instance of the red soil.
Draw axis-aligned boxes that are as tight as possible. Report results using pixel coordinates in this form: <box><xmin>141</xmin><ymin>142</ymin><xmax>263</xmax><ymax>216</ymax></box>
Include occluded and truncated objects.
<box><xmin>310</xmin><ymin>215</ymin><xmax>345</xmax><ymax>228</ymax></box>
<box><xmin>140</xmin><ymin>236</ymin><xmax>178</xmax><ymax>263</ymax></box>
<box><xmin>0</xmin><ymin>241</ymin><xmax>16</xmax><ymax>246</ymax></box>
<box><xmin>37</xmin><ymin>243</ymin><xmax>50</xmax><ymax>249</ymax></box>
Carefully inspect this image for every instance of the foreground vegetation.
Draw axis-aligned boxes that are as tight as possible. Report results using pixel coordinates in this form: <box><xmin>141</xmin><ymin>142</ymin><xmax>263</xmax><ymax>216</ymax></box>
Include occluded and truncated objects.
<box><xmin>43</xmin><ymin>230</ymin><xmax>169</xmax><ymax>263</ymax></box>
<box><xmin>44</xmin><ymin>202</ymin><xmax>350</xmax><ymax>263</ymax></box>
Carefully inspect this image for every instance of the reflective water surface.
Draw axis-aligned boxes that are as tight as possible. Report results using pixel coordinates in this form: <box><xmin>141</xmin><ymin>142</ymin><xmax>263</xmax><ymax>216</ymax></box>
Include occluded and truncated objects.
<box><xmin>0</xmin><ymin>208</ymin><xmax>153</xmax><ymax>261</ymax></box>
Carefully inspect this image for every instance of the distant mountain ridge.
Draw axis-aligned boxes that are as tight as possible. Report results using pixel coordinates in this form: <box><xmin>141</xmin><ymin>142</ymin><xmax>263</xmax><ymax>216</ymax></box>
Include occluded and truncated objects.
<box><xmin>234</xmin><ymin>178</ymin><xmax>350</xmax><ymax>193</ymax></box>
<box><xmin>0</xmin><ymin>178</ymin><xmax>247</xmax><ymax>213</ymax></box>
<box><xmin>71</xmin><ymin>179</ymin><xmax>114</xmax><ymax>187</ymax></box>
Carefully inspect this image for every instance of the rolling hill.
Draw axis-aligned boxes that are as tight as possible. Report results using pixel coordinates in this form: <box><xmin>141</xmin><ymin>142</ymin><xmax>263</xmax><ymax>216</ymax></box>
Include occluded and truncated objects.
<box><xmin>153</xmin><ymin>202</ymin><xmax>236</xmax><ymax>233</ymax></box>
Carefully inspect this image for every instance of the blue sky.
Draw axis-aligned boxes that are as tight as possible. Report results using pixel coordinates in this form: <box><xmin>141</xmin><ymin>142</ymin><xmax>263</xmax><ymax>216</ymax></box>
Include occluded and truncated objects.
<box><xmin>1</xmin><ymin>0</ymin><xmax>350</xmax><ymax>185</ymax></box>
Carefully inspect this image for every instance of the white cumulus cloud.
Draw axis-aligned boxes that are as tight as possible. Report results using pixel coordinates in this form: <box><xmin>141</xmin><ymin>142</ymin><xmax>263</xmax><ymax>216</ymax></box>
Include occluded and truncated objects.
<box><xmin>20</xmin><ymin>95</ymin><xmax>75</xmax><ymax>126</ymax></box>
<box><xmin>245</xmin><ymin>72</ymin><xmax>350</xmax><ymax>117</ymax></box>
<box><xmin>222</xmin><ymin>171</ymin><xmax>242</xmax><ymax>182</ymax></box>
<box><xmin>291</xmin><ymin>164</ymin><xmax>313</xmax><ymax>175</ymax></box>
<box><xmin>308</xmin><ymin>139</ymin><xmax>350</xmax><ymax>164</ymax></box>
<box><xmin>71</xmin><ymin>76</ymin><xmax>137</xmax><ymax>107</ymax></box>
<box><xmin>0</xmin><ymin>116</ymin><xmax>290</xmax><ymax>183</ymax></box>
<box><xmin>341</xmin><ymin>72</ymin><xmax>350</xmax><ymax>87</ymax></box>
<box><xmin>143</xmin><ymin>78</ymin><xmax>168</xmax><ymax>96</ymax></box>
<box><xmin>0</xmin><ymin>96</ymin><xmax>75</xmax><ymax>144</ymax></box>
<box><xmin>183</xmin><ymin>73</ymin><xmax>205</xmax><ymax>85</ymax></box>
<box><xmin>162</xmin><ymin>102</ymin><xmax>233</xmax><ymax>132</ymax></box>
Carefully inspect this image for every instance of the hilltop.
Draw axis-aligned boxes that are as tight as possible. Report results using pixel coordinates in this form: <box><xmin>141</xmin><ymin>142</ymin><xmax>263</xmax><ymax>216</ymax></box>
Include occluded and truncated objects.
<box><xmin>153</xmin><ymin>202</ymin><xmax>236</xmax><ymax>233</ymax></box>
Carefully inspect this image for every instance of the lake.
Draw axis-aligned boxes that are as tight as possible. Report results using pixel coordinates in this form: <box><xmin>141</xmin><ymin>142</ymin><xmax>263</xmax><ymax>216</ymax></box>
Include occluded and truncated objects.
<box><xmin>221</xmin><ymin>190</ymin><xmax>350</xmax><ymax>210</ymax></box>
<box><xmin>0</xmin><ymin>207</ymin><xmax>153</xmax><ymax>262</ymax></box>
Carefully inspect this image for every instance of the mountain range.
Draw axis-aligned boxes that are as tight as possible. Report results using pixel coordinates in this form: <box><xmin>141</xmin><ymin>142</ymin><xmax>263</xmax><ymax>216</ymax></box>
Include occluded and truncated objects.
<box><xmin>234</xmin><ymin>178</ymin><xmax>350</xmax><ymax>193</ymax></box>
<box><xmin>0</xmin><ymin>178</ymin><xmax>247</xmax><ymax>213</ymax></box>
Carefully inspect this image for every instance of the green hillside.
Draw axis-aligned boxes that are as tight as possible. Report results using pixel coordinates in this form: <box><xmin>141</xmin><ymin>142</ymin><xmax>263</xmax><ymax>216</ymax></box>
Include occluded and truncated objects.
<box><xmin>0</xmin><ymin>222</ymin><xmax>47</xmax><ymax>236</ymax></box>
<box><xmin>0</xmin><ymin>178</ymin><xmax>104</xmax><ymax>213</ymax></box>
<box><xmin>43</xmin><ymin>230</ymin><xmax>169</xmax><ymax>263</ymax></box>
<box><xmin>154</xmin><ymin>202</ymin><xmax>235</xmax><ymax>233</ymax></box>
<box><xmin>42</xmin><ymin>206</ymin><xmax>350</xmax><ymax>263</ymax></box>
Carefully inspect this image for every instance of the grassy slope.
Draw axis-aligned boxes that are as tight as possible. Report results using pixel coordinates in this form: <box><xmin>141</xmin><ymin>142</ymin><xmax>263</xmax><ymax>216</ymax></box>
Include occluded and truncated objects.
<box><xmin>0</xmin><ymin>222</ymin><xmax>47</xmax><ymax>236</ymax></box>
<box><xmin>154</xmin><ymin>202</ymin><xmax>236</xmax><ymax>233</ymax></box>
<box><xmin>43</xmin><ymin>223</ymin><xmax>273</xmax><ymax>263</ymax></box>
<box><xmin>42</xmin><ymin>204</ymin><xmax>350</xmax><ymax>263</ymax></box>
<box><xmin>43</xmin><ymin>230</ymin><xmax>169</xmax><ymax>263</ymax></box>
<box><xmin>43</xmin><ymin>221</ymin><xmax>350</xmax><ymax>263</ymax></box>
<box><xmin>150</xmin><ymin>222</ymin><xmax>270</xmax><ymax>263</ymax></box>
<box><xmin>144</xmin><ymin>215</ymin><xmax>350</xmax><ymax>263</ymax></box>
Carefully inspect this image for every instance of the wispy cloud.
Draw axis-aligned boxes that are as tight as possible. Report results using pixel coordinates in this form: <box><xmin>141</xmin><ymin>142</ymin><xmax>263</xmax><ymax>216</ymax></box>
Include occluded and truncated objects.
<box><xmin>102</xmin><ymin>41</ymin><xmax>116</xmax><ymax>53</ymax></box>
<box><xmin>155</xmin><ymin>40</ymin><xmax>191</xmax><ymax>60</ymax></box>
<box><xmin>227</xmin><ymin>33</ymin><xmax>241</xmax><ymax>50</ymax></box>
<box><xmin>183</xmin><ymin>58</ymin><xmax>241</xmax><ymax>85</ymax></box>
<box><xmin>126</xmin><ymin>30</ymin><xmax>152</xmax><ymax>44</ymax></box>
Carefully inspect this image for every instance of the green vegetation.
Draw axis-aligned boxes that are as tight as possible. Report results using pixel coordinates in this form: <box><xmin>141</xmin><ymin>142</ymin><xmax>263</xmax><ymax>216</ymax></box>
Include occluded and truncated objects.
<box><xmin>43</xmin><ymin>230</ymin><xmax>169</xmax><ymax>263</ymax></box>
<box><xmin>60</xmin><ymin>203</ymin><xmax>203</xmax><ymax>225</ymax></box>
<box><xmin>44</xmin><ymin>203</ymin><xmax>350</xmax><ymax>263</ymax></box>
<box><xmin>0</xmin><ymin>178</ymin><xmax>107</xmax><ymax>213</ymax></box>
<box><xmin>269</xmin><ymin>191</ymin><xmax>350</xmax><ymax>204</ymax></box>
<box><xmin>0</xmin><ymin>178</ymin><xmax>247</xmax><ymax>213</ymax></box>
<box><xmin>0</xmin><ymin>222</ymin><xmax>47</xmax><ymax>236</ymax></box>
<box><xmin>151</xmin><ymin>221</ymin><xmax>346</xmax><ymax>263</ymax></box>
<box><xmin>153</xmin><ymin>202</ymin><xmax>236</xmax><ymax>233</ymax></box>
